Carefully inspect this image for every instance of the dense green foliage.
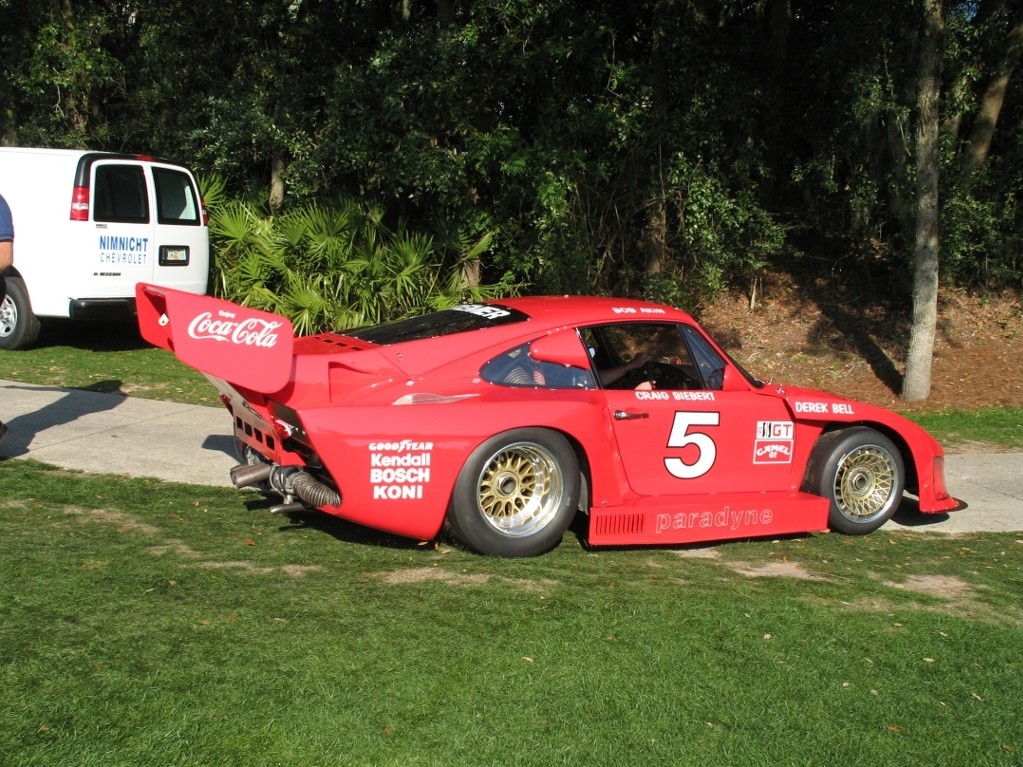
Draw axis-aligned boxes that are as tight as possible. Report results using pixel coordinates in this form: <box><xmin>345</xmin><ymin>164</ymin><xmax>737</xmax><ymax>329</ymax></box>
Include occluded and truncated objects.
<box><xmin>207</xmin><ymin>193</ymin><xmax>515</xmax><ymax>330</ymax></box>
<box><xmin>2</xmin><ymin>0</ymin><xmax>1021</xmax><ymax>303</ymax></box>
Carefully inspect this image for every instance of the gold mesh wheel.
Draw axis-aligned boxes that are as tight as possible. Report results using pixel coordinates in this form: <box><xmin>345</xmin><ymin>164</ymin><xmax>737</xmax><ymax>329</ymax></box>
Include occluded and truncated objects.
<box><xmin>476</xmin><ymin>442</ymin><xmax>567</xmax><ymax>537</ymax></box>
<box><xmin>833</xmin><ymin>444</ymin><xmax>899</xmax><ymax>522</ymax></box>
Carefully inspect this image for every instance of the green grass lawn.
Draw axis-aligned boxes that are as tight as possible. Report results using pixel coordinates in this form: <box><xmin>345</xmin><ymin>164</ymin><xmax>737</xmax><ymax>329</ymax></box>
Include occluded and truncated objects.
<box><xmin>1</xmin><ymin>459</ymin><xmax>1020</xmax><ymax>767</ymax></box>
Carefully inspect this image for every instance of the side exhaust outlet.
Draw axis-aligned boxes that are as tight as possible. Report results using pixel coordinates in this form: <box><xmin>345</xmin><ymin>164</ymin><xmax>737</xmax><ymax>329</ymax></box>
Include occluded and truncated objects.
<box><xmin>229</xmin><ymin>461</ymin><xmax>341</xmax><ymax>510</ymax></box>
<box><xmin>230</xmin><ymin>463</ymin><xmax>272</xmax><ymax>488</ymax></box>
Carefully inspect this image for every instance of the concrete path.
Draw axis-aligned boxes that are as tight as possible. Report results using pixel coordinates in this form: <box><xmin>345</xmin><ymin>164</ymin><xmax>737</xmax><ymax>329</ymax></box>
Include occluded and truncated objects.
<box><xmin>2</xmin><ymin>379</ymin><xmax>1019</xmax><ymax>533</ymax></box>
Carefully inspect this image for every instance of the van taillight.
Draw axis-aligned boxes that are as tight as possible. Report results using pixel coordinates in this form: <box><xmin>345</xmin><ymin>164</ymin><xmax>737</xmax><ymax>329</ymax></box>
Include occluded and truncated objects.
<box><xmin>201</xmin><ymin>197</ymin><xmax>209</xmax><ymax>226</ymax></box>
<box><xmin>70</xmin><ymin>185</ymin><xmax>90</xmax><ymax>221</ymax></box>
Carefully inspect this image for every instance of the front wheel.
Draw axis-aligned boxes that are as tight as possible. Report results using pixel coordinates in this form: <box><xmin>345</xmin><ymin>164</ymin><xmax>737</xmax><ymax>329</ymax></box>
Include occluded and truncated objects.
<box><xmin>803</xmin><ymin>426</ymin><xmax>905</xmax><ymax>535</ymax></box>
<box><xmin>0</xmin><ymin>276</ymin><xmax>42</xmax><ymax>350</ymax></box>
<box><xmin>445</xmin><ymin>428</ymin><xmax>580</xmax><ymax>557</ymax></box>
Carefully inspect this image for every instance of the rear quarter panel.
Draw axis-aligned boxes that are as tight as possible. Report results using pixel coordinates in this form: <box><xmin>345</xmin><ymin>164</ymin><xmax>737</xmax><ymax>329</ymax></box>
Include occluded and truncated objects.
<box><xmin>298</xmin><ymin>389</ymin><xmax>619</xmax><ymax>540</ymax></box>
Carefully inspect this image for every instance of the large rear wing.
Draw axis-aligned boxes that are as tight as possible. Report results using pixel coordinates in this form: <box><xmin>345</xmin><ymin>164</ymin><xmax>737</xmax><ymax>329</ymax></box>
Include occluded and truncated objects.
<box><xmin>136</xmin><ymin>283</ymin><xmax>295</xmax><ymax>394</ymax></box>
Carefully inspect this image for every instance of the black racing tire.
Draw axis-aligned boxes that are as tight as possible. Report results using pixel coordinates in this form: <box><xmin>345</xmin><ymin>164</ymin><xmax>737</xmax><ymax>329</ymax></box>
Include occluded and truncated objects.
<box><xmin>445</xmin><ymin>428</ymin><xmax>580</xmax><ymax>557</ymax></box>
<box><xmin>803</xmin><ymin>426</ymin><xmax>905</xmax><ymax>535</ymax></box>
<box><xmin>0</xmin><ymin>276</ymin><xmax>42</xmax><ymax>351</ymax></box>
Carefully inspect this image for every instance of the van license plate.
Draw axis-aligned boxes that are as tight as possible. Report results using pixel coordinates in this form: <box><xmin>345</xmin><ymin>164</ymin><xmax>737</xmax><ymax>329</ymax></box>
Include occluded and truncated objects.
<box><xmin>160</xmin><ymin>246</ymin><xmax>190</xmax><ymax>266</ymax></box>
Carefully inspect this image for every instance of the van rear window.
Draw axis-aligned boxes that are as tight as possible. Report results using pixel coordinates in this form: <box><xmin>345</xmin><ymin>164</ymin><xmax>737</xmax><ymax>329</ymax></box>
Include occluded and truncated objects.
<box><xmin>94</xmin><ymin>165</ymin><xmax>149</xmax><ymax>223</ymax></box>
<box><xmin>154</xmin><ymin>168</ymin><xmax>201</xmax><ymax>225</ymax></box>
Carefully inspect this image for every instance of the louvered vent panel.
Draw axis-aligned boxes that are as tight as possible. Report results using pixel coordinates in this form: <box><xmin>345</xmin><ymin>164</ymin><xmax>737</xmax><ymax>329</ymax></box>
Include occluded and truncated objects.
<box><xmin>593</xmin><ymin>512</ymin><xmax>645</xmax><ymax>538</ymax></box>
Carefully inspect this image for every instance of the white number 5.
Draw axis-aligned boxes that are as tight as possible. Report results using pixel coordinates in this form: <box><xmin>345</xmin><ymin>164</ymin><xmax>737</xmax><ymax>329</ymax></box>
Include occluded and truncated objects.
<box><xmin>665</xmin><ymin>412</ymin><xmax>720</xmax><ymax>479</ymax></box>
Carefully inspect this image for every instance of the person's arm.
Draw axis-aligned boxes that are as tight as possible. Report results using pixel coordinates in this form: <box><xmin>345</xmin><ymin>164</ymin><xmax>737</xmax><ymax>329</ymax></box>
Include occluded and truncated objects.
<box><xmin>599</xmin><ymin>353</ymin><xmax>652</xmax><ymax>386</ymax></box>
<box><xmin>0</xmin><ymin>240</ymin><xmax>12</xmax><ymax>273</ymax></box>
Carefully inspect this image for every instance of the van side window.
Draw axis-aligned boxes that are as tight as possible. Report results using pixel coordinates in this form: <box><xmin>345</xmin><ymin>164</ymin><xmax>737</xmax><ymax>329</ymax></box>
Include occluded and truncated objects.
<box><xmin>153</xmin><ymin>168</ymin><xmax>200</xmax><ymax>225</ymax></box>
<box><xmin>94</xmin><ymin>165</ymin><xmax>149</xmax><ymax>223</ymax></box>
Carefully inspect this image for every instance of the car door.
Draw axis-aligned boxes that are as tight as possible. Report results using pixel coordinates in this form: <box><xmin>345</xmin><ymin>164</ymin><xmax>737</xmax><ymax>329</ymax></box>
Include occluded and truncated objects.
<box><xmin>587</xmin><ymin>321</ymin><xmax>797</xmax><ymax>497</ymax></box>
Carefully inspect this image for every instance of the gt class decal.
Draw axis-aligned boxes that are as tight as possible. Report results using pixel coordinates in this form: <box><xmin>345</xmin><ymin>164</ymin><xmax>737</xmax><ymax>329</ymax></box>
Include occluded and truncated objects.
<box><xmin>754</xmin><ymin>421</ymin><xmax>794</xmax><ymax>464</ymax></box>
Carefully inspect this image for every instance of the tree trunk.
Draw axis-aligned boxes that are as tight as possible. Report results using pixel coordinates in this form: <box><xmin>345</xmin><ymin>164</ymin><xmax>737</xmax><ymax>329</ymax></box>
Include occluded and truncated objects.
<box><xmin>963</xmin><ymin>15</ymin><xmax>1023</xmax><ymax>177</ymax></box>
<box><xmin>269</xmin><ymin>154</ymin><xmax>286</xmax><ymax>210</ymax></box>
<box><xmin>902</xmin><ymin>0</ymin><xmax>947</xmax><ymax>402</ymax></box>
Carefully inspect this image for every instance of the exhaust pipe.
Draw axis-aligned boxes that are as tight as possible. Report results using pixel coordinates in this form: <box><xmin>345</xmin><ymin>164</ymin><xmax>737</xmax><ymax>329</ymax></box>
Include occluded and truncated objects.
<box><xmin>229</xmin><ymin>460</ymin><xmax>341</xmax><ymax>509</ymax></box>
<box><xmin>230</xmin><ymin>462</ymin><xmax>272</xmax><ymax>488</ymax></box>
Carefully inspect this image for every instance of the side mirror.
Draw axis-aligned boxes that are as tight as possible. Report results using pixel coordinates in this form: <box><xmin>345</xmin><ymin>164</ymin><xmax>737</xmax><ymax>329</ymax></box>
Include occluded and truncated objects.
<box><xmin>720</xmin><ymin>366</ymin><xmax>747</xmax><ymax>392</ymax></box>
<box><xmin>529</xmin><ymin>330</ymin><xmax>591</xmax><ymax>369</ymax></box>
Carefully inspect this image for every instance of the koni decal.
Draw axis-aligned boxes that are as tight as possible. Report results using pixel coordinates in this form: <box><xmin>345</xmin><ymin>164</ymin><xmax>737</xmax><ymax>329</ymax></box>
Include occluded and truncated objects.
<box><xmin>369</xmin><ymin>441</ymin><xmax>435</xmax><ymax>500</ymax></box>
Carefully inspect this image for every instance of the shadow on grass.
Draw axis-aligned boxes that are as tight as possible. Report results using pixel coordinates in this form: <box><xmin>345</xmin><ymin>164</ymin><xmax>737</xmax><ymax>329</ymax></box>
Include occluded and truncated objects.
<box><xmin>240</xmin><ymin>496</ymin><xmax>431</xmax><ymax>553</ymax></box>
<box><xmin>33</xmin><ymin>317</ymin><xmax>149</xmax><ymax>352</ymax></box>
<box><xmin>226</xmin><ymin>490</ymin><xmax>956</xmax><ymax>559</ymax></box>
<box><xmin>234</xmin><ymin>498</ymin><xmax>595</xmax><ymax>557</ymax></box>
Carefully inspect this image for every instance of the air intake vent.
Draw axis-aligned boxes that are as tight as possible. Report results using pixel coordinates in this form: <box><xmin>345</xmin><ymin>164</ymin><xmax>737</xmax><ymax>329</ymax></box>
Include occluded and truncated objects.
<box><xmin>592</xmin><ymin>511</ymin><xmax>645</xmax><ymax>538</ymax></box>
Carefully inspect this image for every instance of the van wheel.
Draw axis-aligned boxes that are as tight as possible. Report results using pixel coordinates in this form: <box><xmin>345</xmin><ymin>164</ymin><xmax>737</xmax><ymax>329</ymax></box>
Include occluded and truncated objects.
<box><xmin>0</xmin><ymin>276</ymin><xmax>42</xmax><ymax>350</ymax></box>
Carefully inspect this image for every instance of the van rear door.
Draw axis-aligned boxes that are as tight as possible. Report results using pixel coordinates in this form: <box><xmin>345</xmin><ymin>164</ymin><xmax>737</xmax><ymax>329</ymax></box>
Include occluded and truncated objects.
<box><xmin>72</xmin><ymin>154</ymin><xmax>209</xmax><ymax>318</ymax></box>
<box><xmin>149</xmin><ymin>163</ymin><xmax>209</xmax><ymax>294</ymax></box>
<box><xmin>90</xmin><ymin>160</ymin><xmax>156</xmax><ymax>302</ymax></box>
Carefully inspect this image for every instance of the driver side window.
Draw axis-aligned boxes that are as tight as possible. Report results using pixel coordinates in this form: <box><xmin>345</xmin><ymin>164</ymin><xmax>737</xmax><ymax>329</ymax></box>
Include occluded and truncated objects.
<box><xmin>583</xmin><ymin>323</ymin><xmax>704</xmax><ymax>390</ymax></box>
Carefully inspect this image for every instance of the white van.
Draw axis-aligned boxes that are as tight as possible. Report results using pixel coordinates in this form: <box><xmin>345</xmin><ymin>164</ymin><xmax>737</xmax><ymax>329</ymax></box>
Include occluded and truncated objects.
<box><xmin>0</xmin><ymin>147</ymin><xmax>210</xmax><ymax>350</ymax></box>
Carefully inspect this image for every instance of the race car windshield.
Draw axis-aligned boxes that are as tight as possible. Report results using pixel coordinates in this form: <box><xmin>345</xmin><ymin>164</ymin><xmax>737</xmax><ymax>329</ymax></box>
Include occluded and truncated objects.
<box><xmin>348</xmin><ymin>304</ymin><xmax>529</xmax><ymax>345</ymax></box>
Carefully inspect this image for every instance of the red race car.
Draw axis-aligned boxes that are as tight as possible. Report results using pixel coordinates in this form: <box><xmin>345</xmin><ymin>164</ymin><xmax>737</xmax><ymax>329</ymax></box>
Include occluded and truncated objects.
<box><xmin>137</xmin><ymin>284</ymin><xmax>965</xmax><ymax>557</ymax></box>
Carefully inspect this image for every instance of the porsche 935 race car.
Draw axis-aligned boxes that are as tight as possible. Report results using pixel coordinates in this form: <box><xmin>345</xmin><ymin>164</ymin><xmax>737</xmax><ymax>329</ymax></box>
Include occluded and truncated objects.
<box><xmin>136</xmin><ymin>283</ymin><xmax>965</xmax><ymax>557</ymax></box>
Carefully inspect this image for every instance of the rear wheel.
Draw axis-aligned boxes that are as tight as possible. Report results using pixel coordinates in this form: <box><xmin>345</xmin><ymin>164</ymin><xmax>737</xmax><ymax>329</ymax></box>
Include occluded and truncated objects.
<box><xmin>0</xmin><ymin>276</ymin><xmax>42</xmax><ymax>350</ymax></box>
<box><xmin>445</xmin><ymin>428</ymin><xmax>580</xmax><ymax>557</ymax></box>
<box><xmin>803</xmin><ymin>427</ymin><xmax>905</xmax><ymax>534</ymax></box>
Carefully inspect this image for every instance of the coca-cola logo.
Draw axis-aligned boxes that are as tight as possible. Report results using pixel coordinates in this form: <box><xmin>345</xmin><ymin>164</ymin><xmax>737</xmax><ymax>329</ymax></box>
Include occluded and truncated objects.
<box><xmin>187</xmin><ymin>310</ymin><xmax>283</xmax><ymax>348</ymax></box>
